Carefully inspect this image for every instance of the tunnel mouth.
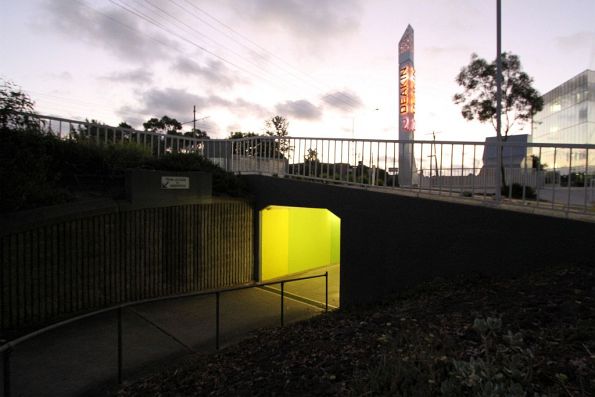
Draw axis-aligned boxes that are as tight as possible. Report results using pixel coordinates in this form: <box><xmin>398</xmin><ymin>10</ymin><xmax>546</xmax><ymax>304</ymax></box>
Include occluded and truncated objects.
<box><xmin>260</xmin><ymin>205</ymin><xmax>340</xmax><ymax>307</ymax></box>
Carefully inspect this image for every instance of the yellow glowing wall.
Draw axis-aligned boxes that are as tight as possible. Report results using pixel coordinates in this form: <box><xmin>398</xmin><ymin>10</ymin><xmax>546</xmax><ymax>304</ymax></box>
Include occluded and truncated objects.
<box><xmin>261</xmin><ymin>207</ymin><xmax>289</xmax><ymax>280</ymax></box>
<box><xmin>260</xmin><ymin>206</ymin><xmax>340</xmax><ymax>281</ymax></box>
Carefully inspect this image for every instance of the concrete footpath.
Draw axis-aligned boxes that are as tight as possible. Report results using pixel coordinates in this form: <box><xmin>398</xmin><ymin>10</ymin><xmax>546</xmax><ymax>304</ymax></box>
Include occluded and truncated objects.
<box><xmin>4</xmin><ymin>267</ymin><xmax>339</xmax><ymax>397</ymax></box>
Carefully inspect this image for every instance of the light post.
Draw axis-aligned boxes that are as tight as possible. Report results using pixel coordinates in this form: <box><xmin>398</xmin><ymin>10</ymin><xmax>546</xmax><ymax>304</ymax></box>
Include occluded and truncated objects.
<box><xmin>424</xmin><ymin>131</ymin><xmax>441</xmax><ymax>177</ymax></box>
<box><xmin>495</xmin><ymin>0</ymin><xmax>503</xmax><ymax>200</ymax></box>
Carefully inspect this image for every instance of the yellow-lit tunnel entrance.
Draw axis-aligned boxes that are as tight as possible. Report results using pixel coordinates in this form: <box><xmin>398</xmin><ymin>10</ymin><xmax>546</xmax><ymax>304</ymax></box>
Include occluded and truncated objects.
<box><xmin>260</xmin><ymin>206</ymin><xmax>340</xmax><ymax>307</ymax></box>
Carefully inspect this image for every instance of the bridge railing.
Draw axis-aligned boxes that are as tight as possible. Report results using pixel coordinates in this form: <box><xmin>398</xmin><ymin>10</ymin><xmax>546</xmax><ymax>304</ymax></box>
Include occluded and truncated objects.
<box><xmin>229</xmin><ymin>135</ymin><xmax>595</xmax><ymax>217</ymax></box>
<box><xmin>9</xmin><ymin>112</ymin><xmax>595</xmax><ymax>217</ymax></box>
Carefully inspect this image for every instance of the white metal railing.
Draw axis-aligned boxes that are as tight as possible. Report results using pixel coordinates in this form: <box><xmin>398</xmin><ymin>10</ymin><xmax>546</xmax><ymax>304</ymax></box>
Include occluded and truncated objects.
<box><xmin>12</xmin><ymin>113</ymin><xmax>595</xmax><ymax>218</ymax></box>
<box><xmin>226</xmin><ymin>134</ymin><xmax>594</xmax><ymax>216</ymax></box>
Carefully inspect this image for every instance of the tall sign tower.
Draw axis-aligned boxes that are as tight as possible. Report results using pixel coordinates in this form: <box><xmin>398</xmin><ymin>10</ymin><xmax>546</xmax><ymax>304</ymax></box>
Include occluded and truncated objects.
<box><xmin>398</xmin><ymin>25</ymin><xmax>418</xmax><ymax>186</ymax></box>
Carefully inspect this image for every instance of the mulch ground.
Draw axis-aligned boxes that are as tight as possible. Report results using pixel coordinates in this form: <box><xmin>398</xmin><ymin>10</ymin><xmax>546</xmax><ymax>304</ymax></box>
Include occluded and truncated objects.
<box><xmin>117</xmin><ymin>264</ymin><xmax>595</xmax><ymax>396</ymax></box>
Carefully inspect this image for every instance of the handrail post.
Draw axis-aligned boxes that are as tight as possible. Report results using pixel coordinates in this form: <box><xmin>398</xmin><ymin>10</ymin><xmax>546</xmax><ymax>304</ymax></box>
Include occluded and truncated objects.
<box><xmin>3</xmin><ymin>346</ymin><xmax>12</xmax><ymax>397</ymax></box>
<box><xmin>117</xmin><ymin>306</ymin><xmax>122</xmax><ymax>384</ymax></box>
<box><xmin>215</xmin><ymin>292</ymin><xmax>220</xmax><ymax>350</ymax></box>
<box><xmin>280</xmin><ymin>282</ymin><xmax>285</xmax><ymax>327</ymax></box>
<box><xmin>325</xmin><ymin>271</ymin><xmax>329</xmax><ymax>313</ymax></box>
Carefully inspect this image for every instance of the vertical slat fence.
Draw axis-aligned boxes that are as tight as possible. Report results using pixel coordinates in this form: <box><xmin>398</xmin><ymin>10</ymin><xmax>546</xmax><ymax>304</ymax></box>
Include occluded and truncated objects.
<box><xmin>0</xmin><ymin>201</ymin><xmax>253</xmax><ymax>338</ymax></box>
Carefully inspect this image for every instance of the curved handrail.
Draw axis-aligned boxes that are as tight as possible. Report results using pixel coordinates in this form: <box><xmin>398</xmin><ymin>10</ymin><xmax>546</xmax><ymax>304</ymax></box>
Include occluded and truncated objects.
<box><xmin>0</xmin><ymin>272</ymin><xmax>327</xmax><ymax>352</ymax></box>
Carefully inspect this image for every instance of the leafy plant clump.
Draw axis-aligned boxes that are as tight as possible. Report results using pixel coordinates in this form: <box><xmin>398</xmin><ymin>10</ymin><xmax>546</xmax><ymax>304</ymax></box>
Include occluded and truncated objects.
<box><xmin>1</xmin><ymin>127</ymin><xmax>73</xmax><ymax>212</ymax></box>
<box><xmin>349</xmin><ymin>317</ymin><xmax>537</xmax><ymax>397</ymax></box>
<box><xmin>143</xmin><ymin>152</ymin><xmax>248</xmax><ymax>197</ymax></box>
<box><xmin>441</xmin><ymin>317</ymin><xmax>535</xmax><ymax>396</ymax></box>
<box><xmin>501</xmin><ymin>183</ymin><xmax>537</xmax><ymax>200</ymax></box>
<box><xmin>1</xmin><ymin>128</ymin><xmax>247</xmax><ymax>213</ymax></box>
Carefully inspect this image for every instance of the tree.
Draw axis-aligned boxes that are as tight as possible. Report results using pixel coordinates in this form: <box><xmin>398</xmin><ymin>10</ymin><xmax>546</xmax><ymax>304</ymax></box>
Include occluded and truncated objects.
<box><xmin>265</xmin><ymin>115</ymin><xmax>288</xmax><ymax>137</ymax></box>
<box><xmin>305</xmin><ymin>148</ymin><xmax>318</xmax><ymax>162</ymax></box>
<box><xmin>228</xmin><ymin>131</ymin><xmax>257</xmax><ymax>139</ymax></box>
<box><xmin>184</xmin><ymin>128</ymin><xmax>209</xmax><ymax>139</ymax></box>
<box><xmin>0</xmin><ymin>80</ymin><xmax>39</xmax><ymax>131</ymax></box>
<box><xmin>303</xmin><ymin>148</ymin><xmax>319</xmax><ymax>176</ymax></box>
<box><xmin>161</xmin><ymin>116</ymin><xmax>182</xmax><ymax>135</ymax></box>
<box><xmin>454</xmin><ymin>53</ymin><xmax>543</xmax><ymax>137</ymax></box>
<box><xmin>229</xmin><ymin>131</ymin><xmax>261</xmax><ymax>155</ymax></box>
<box><xmin>264</xmin><ymin>115</ymin><xmax>291</xmax><ymax>157</ymax></box>
<box><xmin>530</xmin><ymin>154</ymin><xmax>546</xmax><ymax>170</ymax></box>
<box><xmin>143</xmin><ymin>117</ymin><xmax>163</xmax><ymax>132</ymax></box>
<box><xmin>453</xmin><ymin>52</ymin><xmax>544</xmax><ymax>186</ymax></box>
<box><xmin>118</xmin><ymin>122</ymin><xmax>132</xmax><ymax>129</ymax></box>
<box><xmin>142</xmin><ymin>116</ymin><xmax>183</xmax><ymax>134</ymax></box>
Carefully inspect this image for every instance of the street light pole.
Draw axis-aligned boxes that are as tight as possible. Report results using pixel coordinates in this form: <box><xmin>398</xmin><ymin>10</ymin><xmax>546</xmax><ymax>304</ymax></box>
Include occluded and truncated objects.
<box><xmin>432</xmin><ymin>131</ymin><xmax>439</xmax><ymax>177</ymax></box>
<box><xmin>495</xmin><ymin>0</ymin><xmax>503</xmax><ymax>201</ymax></box>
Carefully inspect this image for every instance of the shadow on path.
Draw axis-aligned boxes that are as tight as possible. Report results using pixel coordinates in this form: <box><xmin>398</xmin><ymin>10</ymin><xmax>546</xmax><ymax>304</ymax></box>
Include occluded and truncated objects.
<box><xmin>7</xmin><ymin>285</ymin><xmax>326</xmax><ymax>396</ymax></box>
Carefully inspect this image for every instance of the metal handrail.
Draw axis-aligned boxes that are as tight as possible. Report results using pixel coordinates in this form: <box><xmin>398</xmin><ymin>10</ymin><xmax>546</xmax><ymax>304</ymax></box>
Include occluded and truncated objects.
<box><xmin>1</xmin><ymin>272</ymin><xmax>329</xmax><ymax>396</ymax></box>
<box><xmin>14</xmin><ymin>111</ymin><xmax>595</xmax><ymax>149</ymax></box>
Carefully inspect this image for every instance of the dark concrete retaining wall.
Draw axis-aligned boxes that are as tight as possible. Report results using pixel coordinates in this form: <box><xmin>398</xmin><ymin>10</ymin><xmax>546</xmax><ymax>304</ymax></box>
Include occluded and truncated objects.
<box><xmin>244</xmin><ymin>176</ymin><xmax>595</xmax><ymax>307</ymax></box>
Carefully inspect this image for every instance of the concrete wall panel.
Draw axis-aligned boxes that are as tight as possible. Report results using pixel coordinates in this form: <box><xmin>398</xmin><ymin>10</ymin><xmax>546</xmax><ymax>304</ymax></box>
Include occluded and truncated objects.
<box><xmin>244</xmin><ymin>176</ymin><xmax>595</xmax><ymax>307</ymax></box>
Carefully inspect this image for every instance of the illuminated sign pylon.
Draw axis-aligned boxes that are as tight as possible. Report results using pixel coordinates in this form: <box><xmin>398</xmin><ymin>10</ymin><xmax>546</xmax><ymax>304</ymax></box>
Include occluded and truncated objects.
<box><xmin>398</xmin><ymin>24</ymin><xmax>418</xmax><ymax>186</ymax></box>
<box><xmin>399</xmin><ymin>65</ymin><xmax>415</xmax><ymax>130</ymax></box>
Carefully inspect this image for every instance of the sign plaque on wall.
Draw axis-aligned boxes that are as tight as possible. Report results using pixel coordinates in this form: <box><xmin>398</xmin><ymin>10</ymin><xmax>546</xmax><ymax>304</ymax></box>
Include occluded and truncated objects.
<box><xmin>161</xmin><ymin>176</ymin><xmax>190</xmax><ymax>189</ymax></box>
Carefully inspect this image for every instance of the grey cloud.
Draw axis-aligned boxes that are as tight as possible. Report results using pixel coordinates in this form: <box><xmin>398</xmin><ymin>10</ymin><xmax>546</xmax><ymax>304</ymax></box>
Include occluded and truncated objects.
<box><xmin>141</xmin><ymin>88</ymin><xmax>266</xmax><ymax>116</ymax></box>
<box><xmin>115</xmin><ymin>105</ymin><xmax>147</xmax><ymax>129</ymax></box>
<box><xmin>142</xmin><ymin>88</ymin><xmax>208</xmax><ymax>119</ymax></box>
<box><xmin>171</xmin><ymin>58</ymin><xmax>241</xmax><ymax>89</ymax></box>
<box><xmin>199</xmin><ymin>95</ymin><xmax>268</xmax><ymax>117</ymax></box>
<box><xmin>196</xmin><ymin>118</ymin><xmax>220</xmax><ymax>136</ymax></box>
<box><xmin>321</xmin><ymin>90</ymin><xmax>362</xmax><ymax>112</ymax></box>
<box><xmin>227</xmin><ymin>123</ymin><xmax>242</xmax><ymax>133</ymax></box>
<box><xmin>554</xmin><ymin>31</ymin><xmax>595</xmax><ymax>52</ymax></box>
<box><xmin>226</xmin><ymin>0</ymin><xmax>362</xmax><ymax>41</ymax></box>
<box><xmin>423</xmin><ymin>45</ymin><xmax>473</xmax><ymax>56</ymax></box>
<box><xmin>101</xmin><ymin>69</ymin><xmax>153</xmax><ymax>85</ymax></box>
<box><xmin>554</xmin><ymin>31</ymin><xmax>595</xmax><ymax>69</ymax></box>
<box><xmin>275</xmin><ymin>99</ymin><xmax>322</xmax><ymax>120</ymax></box>
<box><xmin>46</xmin><ymin>71</ymin><xmax>72</xmax><ymax>81</ymax></box>
<box><xmin>232</xmin><ymin>98</ymin><xmax>269</xmax><ymax>117</ymax></box>
<box><xmin>117</xmin><ymin>87</ymin><xmax>269</xmax><ymax>127</ymax></box>
<box><xmin>40</xmin><ymin>0</ymin><xmax>179</xmax><ymax>62</ymax></box>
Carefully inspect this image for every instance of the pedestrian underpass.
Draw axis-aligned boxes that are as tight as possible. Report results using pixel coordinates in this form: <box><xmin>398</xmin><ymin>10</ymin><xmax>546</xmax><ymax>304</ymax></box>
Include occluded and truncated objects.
<box><xmin>259</xmin><ymin>205</ymin><xmax>341</xmax><ymax>307</ymax></box>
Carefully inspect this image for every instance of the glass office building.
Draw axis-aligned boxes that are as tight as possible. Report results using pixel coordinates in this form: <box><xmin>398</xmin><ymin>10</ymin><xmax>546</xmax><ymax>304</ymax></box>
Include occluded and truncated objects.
<box><xmin>531</xmin><ymin>70</ymin><xmax>595</xmax><ymax>175</ymax></box>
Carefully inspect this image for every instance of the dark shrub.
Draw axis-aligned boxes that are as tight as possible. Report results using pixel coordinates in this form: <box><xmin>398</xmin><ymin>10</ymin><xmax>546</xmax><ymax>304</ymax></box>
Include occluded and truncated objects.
<box><xmin>1</xmin><ymin>128</ymin><xmax>246</xmax><ymax>213</ymax></box>
<box><xmin>501</xmin><ymin>183</ymin><xmax>536</xmax><ymax>200</ymax></box>
<box><xmin>1</xmin><ymin>127</ymin><xmax>73</xmax><ymax>212</ymax></box>
<box><xmin>144</xmin><ymin>153</ymin><xmax>248</xmax><ymax>197</ymax></box>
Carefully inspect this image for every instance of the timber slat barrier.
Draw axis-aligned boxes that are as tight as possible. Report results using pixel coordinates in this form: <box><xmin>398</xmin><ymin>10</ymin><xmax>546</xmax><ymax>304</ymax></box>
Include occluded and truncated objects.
<box><xmin>0</xmin><ymin>201</ymin><xmax>253</xmax><ymax>338</ymax></box>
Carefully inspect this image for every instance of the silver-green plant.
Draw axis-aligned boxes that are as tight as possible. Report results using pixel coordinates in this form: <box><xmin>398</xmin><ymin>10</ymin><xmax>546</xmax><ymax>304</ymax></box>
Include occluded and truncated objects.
<box><xmin>441</xmin><ymin>317</ymin><xmax>536</xmax><ymax>397</ymax></box>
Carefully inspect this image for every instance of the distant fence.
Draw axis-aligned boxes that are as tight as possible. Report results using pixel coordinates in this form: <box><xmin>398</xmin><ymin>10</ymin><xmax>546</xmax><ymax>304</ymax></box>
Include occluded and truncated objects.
<box><xmin>0</xmin><ymin>200</ymin><xmax>253</xmax><ymax>338</ymax></box>
<box><xmin>418</xmin><ymin>168</ymin><xmax>546</xmax><ymax>192</ymax></box>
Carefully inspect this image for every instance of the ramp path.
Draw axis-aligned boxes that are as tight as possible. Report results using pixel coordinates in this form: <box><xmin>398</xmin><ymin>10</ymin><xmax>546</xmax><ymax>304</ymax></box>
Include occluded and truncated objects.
<box><xmin>3</xmin><ymin>273</ymin><xmax>332</xmax><ymax>397</ymax></box>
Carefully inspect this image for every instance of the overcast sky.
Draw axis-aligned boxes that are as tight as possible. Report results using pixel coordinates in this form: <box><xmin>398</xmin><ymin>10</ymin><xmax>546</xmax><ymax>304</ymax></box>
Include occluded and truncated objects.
<box><xmin>1</xmin><ymin>0</ymin><xmax>594</xmax><ymax>140</ymax></box>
